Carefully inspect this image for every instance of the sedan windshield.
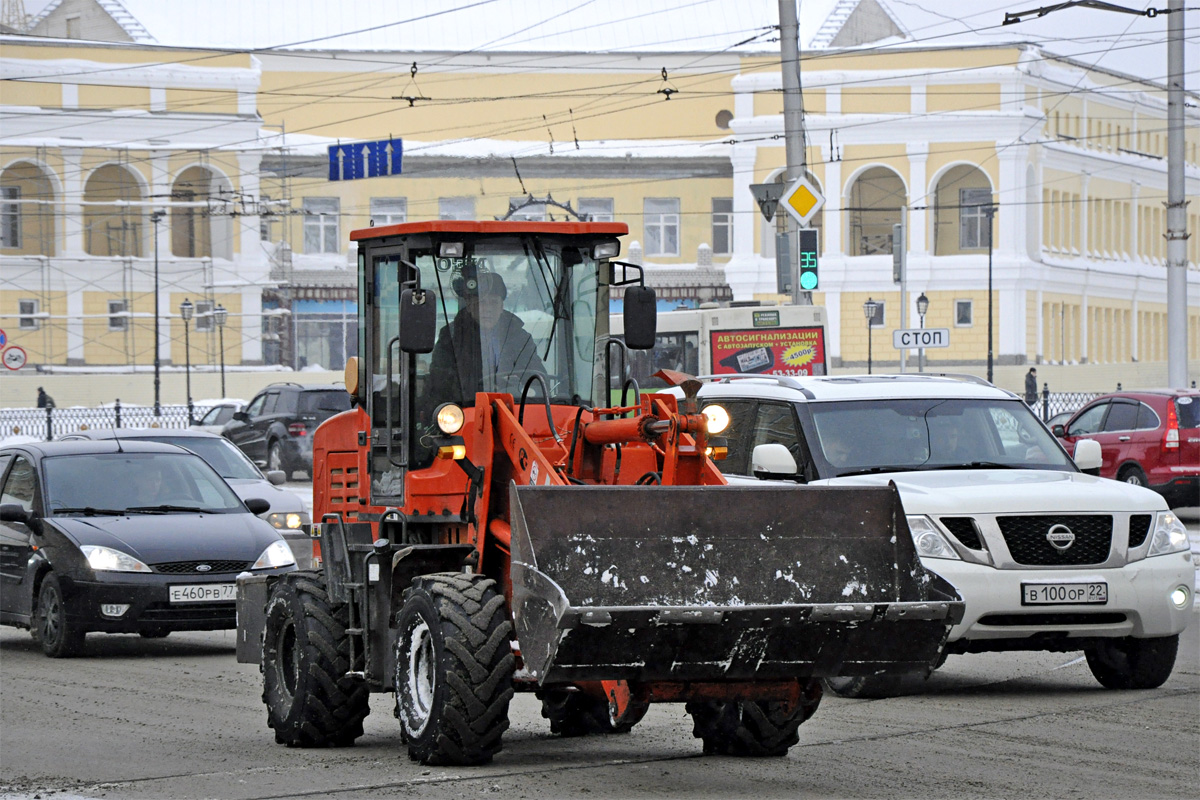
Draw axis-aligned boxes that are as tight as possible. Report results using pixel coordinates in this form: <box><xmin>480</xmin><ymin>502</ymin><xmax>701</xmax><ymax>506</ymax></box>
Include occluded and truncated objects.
<box><xmin>137</xmin><ymin>436</ymin><xmax>262</xmax><ymax>480</ymax></box>
<box><xmin>807</xmin><ymin>398</ymin><xmax>1075</xmax><ymax>478</ymax></box>
<box><xmin>43</xmin><ymin>452</ymin><xmax>245</xmax><ymax>515</ymax></box>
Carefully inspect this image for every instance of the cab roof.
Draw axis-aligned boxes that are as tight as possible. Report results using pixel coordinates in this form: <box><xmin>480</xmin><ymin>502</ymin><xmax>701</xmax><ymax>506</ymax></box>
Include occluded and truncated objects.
<box><xmin>350</xmin><ymin>219</ymin><xmax>628</xmax><ymax>242</ymax></box>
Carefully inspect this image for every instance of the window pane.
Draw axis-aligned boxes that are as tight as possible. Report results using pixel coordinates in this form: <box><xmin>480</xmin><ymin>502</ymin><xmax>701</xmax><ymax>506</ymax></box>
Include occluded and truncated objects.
<box><xmin>108</xmin><ymin>299</ymin><xmax>127</xmax><ymax>331</ymax></box>
<box><xmin>578</xmin><ymin>197</ymin><xmax>613</xmax><ymax>222</ymax></box>
<box><xmin>303</xmin><ymin>198</ymin><xmax>339</xmax><ymax>254</ymax></box>
<box><xmin>370</xmin><ymin>197</ymin><xmax>407</xmax><ymax>226</ymax></box>
<box><xmin>508</xmin><ymin>198</ymin><xmax>545</xmax><ymax>221</ymax></box>
<box><xmin>19</xmin><ymin>298</ymin><xmax>38</xmax><ymax>330</ymax></box>
<box><xmin>712</xmin><ymin>197</ymin><xmax>733</xmax><ymax>254</ymax></box>
<box><xmin>439</xmin><ymin>197</ymin><xmax>474</xmax><ymax>220</ymax></box>
<box><xmin>1</xmin><ymin>186</ymin><xmax>20</xmax><ymax>248</ymax></box>
<box><xmin>1103</xmin><ymin>402</ymin><xmax>1138</xmax><ymax>432</ymax></box>
<box><xmin>955</xmin><ymin>300</ymin><xmax>972</xmax><ymax>326</ymax></box>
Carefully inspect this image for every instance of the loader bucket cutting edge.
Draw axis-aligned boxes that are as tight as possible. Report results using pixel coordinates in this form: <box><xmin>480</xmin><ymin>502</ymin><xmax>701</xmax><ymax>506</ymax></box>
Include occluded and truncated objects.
<box><xmin>509</xmin><ymin>483</ymin><xmax>963</xmax><ymax>686</ymax></box>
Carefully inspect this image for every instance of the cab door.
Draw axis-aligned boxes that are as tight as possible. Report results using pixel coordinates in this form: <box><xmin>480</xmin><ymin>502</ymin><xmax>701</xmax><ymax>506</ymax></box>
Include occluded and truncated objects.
<box><xmin>0</xmin><ymin>454</ymin><xmax>39</xmax><ymax>620</ymax></box>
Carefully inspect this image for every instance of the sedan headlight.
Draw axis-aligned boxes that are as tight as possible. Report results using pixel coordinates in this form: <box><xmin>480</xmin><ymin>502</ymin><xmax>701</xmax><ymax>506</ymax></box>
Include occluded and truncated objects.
<box><xmin>252</xmin><ymin>540</ymin><xmax>296</xmax><ymax>570</ymax></box>
<box><xmin>906</xmin><ymin>515</ymin><xmax>962</xmax><ymax>560</ymax></box>
<box><xmin>81</xmin><ymin>545</ymin><xmax>152</xmax><ymax>573</ymax></box>
<box><xmin>266</xmin><ymin>511</ymin><xmax>310</xmax><ymax>530</ymax></box>
<box><xmin>1147</xmin><ymin>511</ymin><xmax>1190</xmax><ymax>557</ymax></box>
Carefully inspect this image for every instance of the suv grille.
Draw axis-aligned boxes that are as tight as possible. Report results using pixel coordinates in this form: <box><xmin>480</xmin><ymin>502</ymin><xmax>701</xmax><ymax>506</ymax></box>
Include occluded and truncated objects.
<box><xmin>940</xmin><ymin>517</ymin><xmax>984</xmax><ymax>550</ymax></box>
<box><xmin>1128</xmin><ymin>514</ymin><xmax>1152</xmax><ymax>548</ymax></box>
<box><xmin>153</xmin><ymin>560</ymin><xmax>250</xmax><ymax>574</ymax></box>
<box><xmin>997</xmin><ymin>515</ymin><xmax>1112</xmax><ymax>566</ymax></box>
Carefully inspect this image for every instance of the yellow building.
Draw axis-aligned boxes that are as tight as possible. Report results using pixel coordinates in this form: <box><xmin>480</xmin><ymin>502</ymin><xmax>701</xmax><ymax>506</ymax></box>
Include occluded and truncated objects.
<box><xmin>2</xmin><ymin>0</ymin><xmax>1197</xmax><ymax>383</ymax></box>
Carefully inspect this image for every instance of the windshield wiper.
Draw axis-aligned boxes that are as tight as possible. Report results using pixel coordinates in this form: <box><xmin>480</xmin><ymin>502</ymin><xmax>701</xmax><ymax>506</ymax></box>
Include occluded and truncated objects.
<box><xmin>834</xmin><ymin>466</ymin><xmax>906</xmax><ymax>478</ymax></box>
<box><xmin>53</xmin><ymin>507</ymin><xmax>126</xmax><ymax>516</ymax></box>
<box><xmin>929</xmin><ymin>461</ymin><xmax>1018</xmax><ymax>470</ymax></box>
<box><xmin>126</xmin><ymin>504</ymin><xmax>211</xmax><ymax>514</ymax></box>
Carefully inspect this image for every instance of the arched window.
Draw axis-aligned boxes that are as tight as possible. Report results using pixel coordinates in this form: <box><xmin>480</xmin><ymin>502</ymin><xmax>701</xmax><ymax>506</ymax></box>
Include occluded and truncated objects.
<box><xmin>84</xmin><ymin>165</ymin><xmax>144</xmax><ymax>257</ymax></box>
<box><xmin>933</xmin><ymin>165</ymin><xmax>993</xmax><ymax>256</ymax></box>
<box><xmin>0</xmin><ymin>161</ymin><xmax>56</xmax><ymax>256</ymax></box>
<box><xmin>171</xmin><ymin>166</ymin><xmax>232</xmax><ymax>259</ymax></box>
<box><xmin>847</xmin><ymin>166</ymin><xmax>905</xmax><ymax>256</ymax></box>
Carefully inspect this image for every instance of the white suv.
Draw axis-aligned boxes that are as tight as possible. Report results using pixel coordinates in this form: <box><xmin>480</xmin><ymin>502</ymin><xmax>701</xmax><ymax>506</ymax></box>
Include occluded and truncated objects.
<box><xmin>676</xmin><ymin>374</ymin><xmax>1194</xmax><ymax>696</ymax></box>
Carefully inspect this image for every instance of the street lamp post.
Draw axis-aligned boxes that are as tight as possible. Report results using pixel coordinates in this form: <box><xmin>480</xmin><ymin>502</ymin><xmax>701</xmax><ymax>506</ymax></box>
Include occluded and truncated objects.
<box><xmin>214</xmin><ymin>304</ymin><xmax>228</xmax><ymax>398</ymax></box>
<box><xmin>863</xmin><ymin>298</ymin><xmax>878</xmax><ymax>375</ymax></box>
<box><xmin>150</xmin><ymin>210</ymin><xmax>164</xmax><ymax>416</ymax></box>
<box><xmin>916</xmin><ymin>292</ymin><xmax>929</xmax><ymax>373</ymax></box>
<box><xmin>180</xmin><ymin>298</ymin><xmax>194</xmax><ymax>423</ymax></box>
<box><xmin>986</xmin><ymin>205</ymin><xmax>996</xmax><ymax>384</ymax></box>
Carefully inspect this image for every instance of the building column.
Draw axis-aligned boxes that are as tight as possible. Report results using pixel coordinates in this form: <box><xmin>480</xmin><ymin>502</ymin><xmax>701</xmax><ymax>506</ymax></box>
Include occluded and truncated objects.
<box><xmin>237</xmin><ymin>153</ymin><xmax>266</xmax><ymax>269</ymax></box>
<box><xmin>821</xmin><ymin>146</ymin><xmax>843</xmax><ymax>257</ymax></box>
<box><xmin>996</xmin><ymin>147</ymin><xmax>1026</xmax><ymax>257</ymax></box>
<box><xmin>240</xmin><ymin>286</ymin><xmax>263</xmax><ymax>364</ymax></box>
<box><xmin>60</xmin><ymin>147</ymin><xmax>84</xmax><ymax>255</ymax></box>
<box><xmin>724</xmin><ymin>143</ymin><xmax>764</xmax><ymax>301</ymax></box>
<box><xmin>66</xmin><ymin>290</ymin><xmax>85</xmax><ymax>365</ymax></box>
<box><xmin>906</xmin><ymin>144</ymin><xmax>928</xmax><ymax>255</ymax></box>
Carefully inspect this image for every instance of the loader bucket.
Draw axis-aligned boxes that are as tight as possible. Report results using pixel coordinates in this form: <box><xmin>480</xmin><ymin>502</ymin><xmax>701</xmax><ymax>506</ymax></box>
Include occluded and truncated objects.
<box><xmin>509</xmin><ymin>483</ymin><xmax>963</xmax><ymax>686</ymax></box>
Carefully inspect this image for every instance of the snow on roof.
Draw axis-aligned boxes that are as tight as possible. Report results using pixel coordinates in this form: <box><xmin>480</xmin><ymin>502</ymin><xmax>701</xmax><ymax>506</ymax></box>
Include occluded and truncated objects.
<box><xmin>18</xmin><ymin>0</ymin><xmax>1196</xmax><ymax>85</ymax></box>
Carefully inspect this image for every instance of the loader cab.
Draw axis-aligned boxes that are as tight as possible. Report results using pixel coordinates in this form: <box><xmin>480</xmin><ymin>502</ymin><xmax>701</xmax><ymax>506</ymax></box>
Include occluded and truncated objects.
<box><xmin>351</xmin><ymin>221</ymin><xmax>631</xmax><ymax>504</ymax></box>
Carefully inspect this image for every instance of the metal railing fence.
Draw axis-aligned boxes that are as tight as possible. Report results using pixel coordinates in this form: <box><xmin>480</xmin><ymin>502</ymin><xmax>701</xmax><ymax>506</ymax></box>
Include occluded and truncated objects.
<box><xmin>2</xmin><ymin>401</ymin><xmax>217</xmax><ymax>441</ymax></box>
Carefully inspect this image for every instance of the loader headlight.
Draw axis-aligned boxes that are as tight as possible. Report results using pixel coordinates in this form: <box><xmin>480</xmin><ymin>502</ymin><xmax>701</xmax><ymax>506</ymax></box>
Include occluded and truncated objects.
<box><xmin>435</xmin><ymin>403</ymin><xmax>465</xmax><ymax>435</ymax></box>
<box><xmin>906</xmin><ymin>516</ymin><xmax>961</xmax><ymax>560</ymax></box>
<box><xmin>1146</xmin><ymin>511</ymin><xmax>1190</xmax><ymax>557</ymax></box>
<box><xmin>703</xmin><ymin>404</ymin><xmax>731</xmax><ymax>435</ymax></box>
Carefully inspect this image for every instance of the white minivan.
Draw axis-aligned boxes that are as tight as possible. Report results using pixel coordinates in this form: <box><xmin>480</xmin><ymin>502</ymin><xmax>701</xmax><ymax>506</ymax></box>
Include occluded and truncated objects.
<box><xmin>672</xmin><ymin>373</ymin><xmax>1194</xmax><ymax>696</ymax></box>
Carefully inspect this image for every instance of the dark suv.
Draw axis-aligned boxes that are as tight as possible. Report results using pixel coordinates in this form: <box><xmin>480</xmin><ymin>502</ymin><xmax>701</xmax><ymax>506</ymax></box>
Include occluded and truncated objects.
<box><xmin>222</xmin><ymin>383</ymin><xmax>351</xmax><ymax>480</ymax></box>
<box><xmin>1055</xmin><ymin>388</ymin><xmax>1199</xmax><ymax>508</ymax></box>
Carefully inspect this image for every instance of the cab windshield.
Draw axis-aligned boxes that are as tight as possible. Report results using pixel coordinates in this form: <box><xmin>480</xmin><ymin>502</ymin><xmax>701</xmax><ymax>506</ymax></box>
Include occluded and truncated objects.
<box><xmin>806</xmin><ymin>398</ymin><xmax>1076</xmax><ymax>477</ymax></box>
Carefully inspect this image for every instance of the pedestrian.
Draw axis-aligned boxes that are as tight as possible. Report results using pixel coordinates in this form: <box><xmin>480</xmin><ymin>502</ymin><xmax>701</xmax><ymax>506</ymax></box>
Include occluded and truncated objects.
<box><xmin>36</xmin><ymin>386</ymin><xmax>55</xmax><ymax>409</ymax></box>
<box><xmin>1024</xmin><ymin>367</ymin><xmax>1037</xmax><ymax>406</ymax></box>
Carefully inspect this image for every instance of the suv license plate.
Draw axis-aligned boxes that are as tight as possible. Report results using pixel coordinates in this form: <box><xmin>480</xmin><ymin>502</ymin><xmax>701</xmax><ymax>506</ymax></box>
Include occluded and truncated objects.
<box><xmin>169</xmin><ymin>584</ymin><xmax>236</xmax><ymax>604</ymax></box>
<box><xmin>1021</xmin><ymin>582</ymin><xmax>1108</xmax><ymax>605</ymax></box>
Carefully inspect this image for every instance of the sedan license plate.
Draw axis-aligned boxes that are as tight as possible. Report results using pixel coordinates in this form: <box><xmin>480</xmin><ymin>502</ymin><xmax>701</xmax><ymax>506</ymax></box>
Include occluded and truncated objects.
<box><xmin>1021</xmin><ymin>581</ymin><xmax>1107</xmax><ymax>605</ymax></box>
<box><xmin>169</xmin><ymin>583</ymin><xmax>236</xmax><ymax>604</ymax></box>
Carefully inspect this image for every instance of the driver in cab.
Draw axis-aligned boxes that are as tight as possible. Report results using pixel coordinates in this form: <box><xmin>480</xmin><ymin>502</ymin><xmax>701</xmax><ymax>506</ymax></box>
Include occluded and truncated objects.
<box><xmin>429</xmin><ymin>270</ymin><xmax>545</xmax><ymax>403</ymax></box>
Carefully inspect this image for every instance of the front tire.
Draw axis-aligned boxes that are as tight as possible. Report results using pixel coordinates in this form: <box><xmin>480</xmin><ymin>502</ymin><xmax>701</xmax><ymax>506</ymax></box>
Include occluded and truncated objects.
<box><xmin>686</xmin><ymin>682</ymin><xmax>822</xmax><ymax>757</ymax></box>
<box><xmin>36</xmin><ymin>572</ymin><xmax>85</xmax><ymax>658</ymax></box>
<box><xmin>822</xmin><ymin>674</ymin><xmax>908</xmax><ymax>699</ymax></box>
<box><xmin>262</xmin><ymin>571</ymin><xmax>370</xmax><ymax>746</ymax></box>
<box><xmin>1085</xmin><ymin>635</ymin><xmax>1178</xmax><ymax>690</ymax></box>
<box><xmin>395</xmin><ymin>573</ymin><xmax>514</xmax><ymax>765</ymax></box>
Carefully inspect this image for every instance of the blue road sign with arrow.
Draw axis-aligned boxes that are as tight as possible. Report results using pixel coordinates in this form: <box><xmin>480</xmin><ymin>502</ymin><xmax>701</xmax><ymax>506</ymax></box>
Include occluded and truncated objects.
<box><xmin>329</xmin><ymin>139</ymin><xmax>403</xmax><ymax>181</ymax></box>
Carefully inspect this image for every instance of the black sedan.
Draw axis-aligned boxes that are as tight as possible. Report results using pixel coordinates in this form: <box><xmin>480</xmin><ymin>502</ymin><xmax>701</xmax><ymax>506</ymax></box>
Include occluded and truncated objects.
<box><xmin>0</xmin><ymin>440</ymin><xmax>296</xmax><ymax>657</ymax></box>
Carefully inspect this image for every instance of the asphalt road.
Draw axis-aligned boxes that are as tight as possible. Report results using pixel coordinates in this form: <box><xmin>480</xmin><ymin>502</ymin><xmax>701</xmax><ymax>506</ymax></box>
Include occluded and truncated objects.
<box><xmin>1</xmin><ymin>610</ymin><xmax>1197</xmax><ymax>800</ymax></box>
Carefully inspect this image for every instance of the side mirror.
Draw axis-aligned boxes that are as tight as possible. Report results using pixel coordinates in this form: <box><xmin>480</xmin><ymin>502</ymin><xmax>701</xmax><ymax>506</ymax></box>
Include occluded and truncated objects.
<box><xmin>0</xmin><ymin>503</ymin><xmax>31</xmax><ymax>524</ymax></box>
<box><xmin>1052</xmin><ymin>424</ymin><xmax>1065</xmax><ymax>437</ymax></box>
<box><xmin>399</xmin><ymin>287</ymin><xmax>436</xmax><ymax>354</ymax></box>
<box><xmin>265</xmin><ymin>470</ymin><xmax>287</xmax><ymax>486</ymax></box>
<box><xmin>232</xmin><ymin>411</ymin><xmax>249</xmax><ymax>423</ymax></box>
<box><xmin>751</xmin><ymin>443</ymin><xmax>799</xmax><ymax>480</ymax></box>
<box><xmin>1073</xmin><ymin>438</ymin><xmax>1102</xmax><ymax>474</ymax></box>
<box><xmin>245</xmin><ymin>498</ymin><xmax>272</xmax><ymax>515</ymax></box>
<box><xmin>623</xmin><ymin>286</ymin><xmax>657</xmax><ymax>350</ymax></box>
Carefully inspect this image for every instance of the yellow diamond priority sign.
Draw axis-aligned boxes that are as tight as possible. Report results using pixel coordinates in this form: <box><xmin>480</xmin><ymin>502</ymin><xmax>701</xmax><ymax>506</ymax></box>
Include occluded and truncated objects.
<box><xmin>780</xmin><ymin>176</ymin><xmax>825</xmax><ymax>226</ymax></box>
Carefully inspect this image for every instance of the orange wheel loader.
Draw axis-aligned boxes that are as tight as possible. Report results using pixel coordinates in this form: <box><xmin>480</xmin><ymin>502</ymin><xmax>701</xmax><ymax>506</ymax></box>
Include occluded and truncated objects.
<box><xmin>235</xmin><ymin>220</ymin><xmax>963</xmax><ymax>765</ymax></box>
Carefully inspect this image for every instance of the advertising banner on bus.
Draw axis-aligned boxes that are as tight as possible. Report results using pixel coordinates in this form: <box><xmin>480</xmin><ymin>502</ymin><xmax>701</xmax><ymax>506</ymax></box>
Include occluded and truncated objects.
<box><xmin>709</xmin><ymin>326</ymin><xmax>826</xmax><ymax>376</ymax></box>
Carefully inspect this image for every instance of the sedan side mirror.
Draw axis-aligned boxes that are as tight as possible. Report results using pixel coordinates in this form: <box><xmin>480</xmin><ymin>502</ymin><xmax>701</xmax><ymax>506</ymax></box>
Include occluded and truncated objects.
<box><xmin>244</xmin><ymin>498</ymin><xmax>272</xmax><ymax>515</ymax></box>
<box><xmin>1052</xmin><ymin>424</ymin><xmax>1065</xmax><ymax>437</ymax></box>
<box><xmin>751</xmin><ymin>443</ymin><xmax>799</xmax><ymax>480</ymax></box>
<box><xmin>1072</xmin><ymin>438</ymin><xmax>1102</xmax><ymax>474</ymax></box>
<box><xmin>265</xmin><ymin>470</ymin><xmax>287</xmax><ymax>486</ymax></box>
<box><xmin>0</xmin><ymin>503</ymin><xmax>31</xmax><ymax>524</ymax></box>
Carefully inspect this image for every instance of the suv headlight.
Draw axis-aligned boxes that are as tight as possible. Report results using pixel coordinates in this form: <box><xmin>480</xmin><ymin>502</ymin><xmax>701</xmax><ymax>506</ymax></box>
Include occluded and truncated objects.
<box><xmin>906</xmin><ymin>515</ymin><xmax>962</xmax><ymax>560</ymax></box>
<box><xmin>252</xmin><ymin>540</ymin><xmax>296</xmax><ymax>569</ymax></box>
<box><xmin>81</xmin><ymin>545</ymin><xmax>152</xmax><ymax>573</ymax></box>
<box><xmin>266</xmin><ymin>511</ymin><xmax>310</xmax><ymax>530</ymax></box>
<box><xmin>1146</xmin><ymin>511</ymin><xmax>1190</xmax><ymax>557</ymax></box>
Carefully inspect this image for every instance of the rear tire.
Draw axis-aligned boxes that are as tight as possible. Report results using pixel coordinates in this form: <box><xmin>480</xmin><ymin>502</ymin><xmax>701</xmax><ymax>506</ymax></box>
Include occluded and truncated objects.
<box><xmin>1118</xmin><ymin>465</ymin><xmax>1148</xmax><ymax>487</ymax></box>
<box><xmin>539</xmin><ymin>688</ymin><xmax>648</xmax><ymax>736</ymax></box>
<box><xmin>262</xmin><ymin>571</ymin><xmax>370</xmax><ymax>746</ymax></box>
<box><xmin>394</xmin><ymin>573</ymin><xmax>514</xmax><ymax>765</ymax></box>
<box><xmin>1085</xmin><ymin>635</ymin><xmax>1178</xmax><ymax>690</ymax></box>
<box><xmin>686</xmin><ymin>682</ymin><xmax>822</xmax><ymax>757</ymax></box>
<box><xmin>267</xmin><ymin>440</ymin><xmax>292</xmax><ymax>481</ymax></box>
<box><xmin>36</xmin><ymin>572</ymin><xmax>85</xmax><ymax>658</ymax></box>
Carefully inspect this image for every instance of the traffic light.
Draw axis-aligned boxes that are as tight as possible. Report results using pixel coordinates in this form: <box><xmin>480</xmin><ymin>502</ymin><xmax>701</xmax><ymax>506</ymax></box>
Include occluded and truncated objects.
<box><xmin>798</xmin><ymin>228</ymin><xmax>819</xmax><ymax>291</ymax></box>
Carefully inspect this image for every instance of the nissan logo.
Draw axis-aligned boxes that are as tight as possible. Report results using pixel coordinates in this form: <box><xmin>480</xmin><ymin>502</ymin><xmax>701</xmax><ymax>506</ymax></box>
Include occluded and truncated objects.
<box><xmin>195</xmin><ymin>564</ymin><xmax>213</xmax><ymax>572</ymax></box>
<box><xmin>1046</xmin><ymin>524</ymin><xmax>1076</xmax><ymax>551</ymax></box>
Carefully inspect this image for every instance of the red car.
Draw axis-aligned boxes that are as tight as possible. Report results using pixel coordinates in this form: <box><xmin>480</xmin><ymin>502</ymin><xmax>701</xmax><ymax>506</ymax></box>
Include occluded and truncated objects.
<box><xmin>1055</xmin><ymin>388</ymin><xmax>1199</xmax><ymax>508</ymax></box>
